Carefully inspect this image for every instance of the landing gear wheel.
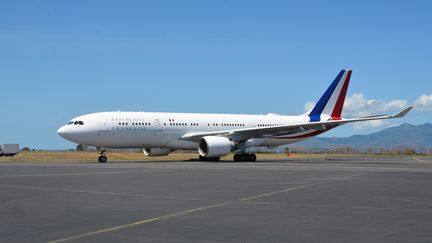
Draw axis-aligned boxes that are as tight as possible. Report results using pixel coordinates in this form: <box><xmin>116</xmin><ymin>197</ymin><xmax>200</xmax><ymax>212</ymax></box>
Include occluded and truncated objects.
<box><xmin>98</xmin><ymin>155</ymin><xmax>107</xmax><ymax>163</ymax></box>
<box><xmin>97</xmin><ymin>148</ymin><xmax>107</xmax><ymax>163</ymax></box>
<box><xmin>233</xmin><ymin>153</ymin><xmax>257</xmax><ymax>162</ymax></box>
<box><xmin>234</xmin><ymin>153</ymin><xmax>242</xmax><ymax>162</ymax></box>
<box><xmin>199</xmin><ymin>155</ymin><xmax>220</xmax><ymax>162</ymax></box>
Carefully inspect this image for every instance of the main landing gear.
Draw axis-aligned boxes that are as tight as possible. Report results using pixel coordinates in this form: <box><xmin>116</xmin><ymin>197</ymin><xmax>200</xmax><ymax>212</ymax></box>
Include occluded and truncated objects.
<box><xmin>98</xmin><ymin>149</ymin><xmax>107</xmax><ymax>163</ymax></box>
<box><xmin>233</xmin><ymin>153</ymin><xmax>257</xmax><ymax>162</ymax></box>
<box><xmin>199</xmin><ymin>155</ymin><xmax>220</xmax><ymax>162</ymax></box>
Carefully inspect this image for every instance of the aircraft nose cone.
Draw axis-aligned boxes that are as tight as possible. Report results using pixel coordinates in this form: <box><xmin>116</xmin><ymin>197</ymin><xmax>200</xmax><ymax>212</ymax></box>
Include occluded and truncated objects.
<box><xmin>57</xmin><ymin>125</ymin><xmax>69</xmax><ymax>138</ymax></box>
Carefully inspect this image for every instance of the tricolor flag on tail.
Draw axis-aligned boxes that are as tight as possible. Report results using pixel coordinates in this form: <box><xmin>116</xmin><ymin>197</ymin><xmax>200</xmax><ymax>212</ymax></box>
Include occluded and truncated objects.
<box><xmin>307</xmin><ymin>69</ymin><xmax>352</xmax><ymax>122</ymax></box>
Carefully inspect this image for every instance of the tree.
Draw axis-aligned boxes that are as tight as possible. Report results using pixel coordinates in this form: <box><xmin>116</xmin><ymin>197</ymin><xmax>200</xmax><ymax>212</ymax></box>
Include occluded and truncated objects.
<box><xmin>21</xmin><ymin>147</ymin><xmax>31</xmax><ymax>151</ymax></box>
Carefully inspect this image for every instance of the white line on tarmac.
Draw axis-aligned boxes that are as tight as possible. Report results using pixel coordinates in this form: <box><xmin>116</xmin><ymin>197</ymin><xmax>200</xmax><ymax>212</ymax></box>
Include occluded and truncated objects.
<box><xmin>46</xmin><ymin>172</ymin><xmax>368</xmax><ymax>242</ymax></box>
<box><xmin>412</xmin><ymin>156</ymin><xmax>432</xmax><ymax>164</ymax></box>
<box><xmin>46</xmin><ymin>181</ymin><xmax>329</xmax><ymax>242</ymax></box>
<box><xmin>0</xmin><ymin>171</ymin><xmax>140</xmax><ymax>178</ymax></box>
<box><xmin>0</xmin><ymin>184</ymin><xmax>203</xmax><ymax>201</ymax></box>
<box><xmin>47</xmin><ymin>201</ymin><xmax>231</xmax><ymax>243</ymax></box>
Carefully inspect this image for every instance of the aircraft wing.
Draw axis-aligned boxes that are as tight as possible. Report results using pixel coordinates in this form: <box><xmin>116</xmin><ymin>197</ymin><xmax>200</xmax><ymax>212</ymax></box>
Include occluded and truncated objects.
<box><xmin>180</xmin><ymin>107</ymin><xmax>413</xmax><ymax>142</ymax></box>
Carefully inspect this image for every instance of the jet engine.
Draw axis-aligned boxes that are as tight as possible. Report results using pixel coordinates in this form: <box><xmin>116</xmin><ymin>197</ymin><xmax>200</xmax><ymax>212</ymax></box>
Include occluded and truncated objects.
<box><xmin>198</xmin><ymin>136</ymin><xmax>235</xmax><ymax>157</ymax></box>
<box><xmin>143</xmin><ymin>148</ymin><xmax>171</xmax><ymax>156</ymax></box>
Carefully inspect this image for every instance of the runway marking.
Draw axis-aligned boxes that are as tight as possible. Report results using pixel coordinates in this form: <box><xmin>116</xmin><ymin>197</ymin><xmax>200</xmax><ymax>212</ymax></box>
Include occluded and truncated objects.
<box><xmin>412</xmin><ymin>156</ymin><xmax>432</xmax><ymax>164</ymax></box>
<box><xmin>239</xmin><ymin>202</ymin><xmax>432</xmax><ymax>212</ymax></box>
<box><xmin>47</xmin><ymin>201</ymin><xmax>231</xmax><ymax>243</ymax></box>
<box><xmin>328</xmin><ymin>172</ymin><xmax>366</xmax><ymax>180</ymax></box>
<box><xmin>239</xmin><ymin>182</ymin><xmax>326</xmax><ymax>202</ymax></box>
<box><xmin>0</xmin><ymin>184</ymin><xmax>203</xmax><ymax>201</ymax></box>
<box><xmin>239</xmin><ymin>201</ymin><xmax>285</xmax><ymax>206</ymax></box>
<box><xmin>0</xmin><ymin>171</ymin><xmax>140</xmax><ymax>178</ymax></box>
<box><xmin>47</xmin><ymin>172</ymin><xmax>365</xmax><ymax>242</ymax></box>
<box><xmin>240</xmin><ymin>173</ymin><xmax>367</xmax><ymax>202</ymax></box>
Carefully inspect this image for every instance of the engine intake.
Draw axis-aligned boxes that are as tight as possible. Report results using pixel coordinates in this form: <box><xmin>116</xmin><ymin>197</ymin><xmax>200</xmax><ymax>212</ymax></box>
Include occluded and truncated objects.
<box><xmin>143</xmin><ymin>148</ymin><xmax>171</xmax><ymax>156</ymax></box>
<box><xmin>198</xmin><ymin>136</ymin><xmax>235</xmax><ymax>157</ymax></box>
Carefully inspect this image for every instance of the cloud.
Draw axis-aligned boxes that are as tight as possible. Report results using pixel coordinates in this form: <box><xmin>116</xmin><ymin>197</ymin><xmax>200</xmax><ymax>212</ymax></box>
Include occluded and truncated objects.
<box><xmin>303</xmin><ymin>93</ymin><xmax>409</xmax><ymax>117</ymax></box>
<box><xmin>343</xmin><ymin>93</ymin><xmax>408</xmax><ymax>118</ymax></box>
<box><xmin>414</xmin><ymin>94</ymin><xmax>432</xmax><ymax>111</ymax></box>
<box><xmin>303</xmin><ymin>101</ymin><xmax>315</xmax><ymax>113</ymax></box>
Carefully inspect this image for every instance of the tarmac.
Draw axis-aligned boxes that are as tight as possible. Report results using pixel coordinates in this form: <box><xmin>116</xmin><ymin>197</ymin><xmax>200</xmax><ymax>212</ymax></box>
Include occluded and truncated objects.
<box><xmin>1</xmin><ymin>156</ymin><xmax>432</xmax><ymax>242</ymax></box>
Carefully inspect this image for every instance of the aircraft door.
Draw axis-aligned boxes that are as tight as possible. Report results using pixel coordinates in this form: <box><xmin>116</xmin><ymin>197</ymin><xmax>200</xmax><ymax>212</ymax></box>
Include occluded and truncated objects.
<box><xmin>98</xmin><ymin>116</ymin><xmax>109</xmax><ymax>136</ymax></box>
<box><xmin>153</xmin><ymin>118</ymin><xmax>162</xmax><ymax>134</ymax></box>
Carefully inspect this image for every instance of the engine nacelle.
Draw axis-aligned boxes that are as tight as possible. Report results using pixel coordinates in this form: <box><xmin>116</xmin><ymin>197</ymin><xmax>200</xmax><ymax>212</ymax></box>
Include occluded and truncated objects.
<box><xmin>143</xmin><ymin>148</ymin><xmax>171</xmax><ymax>156</ymax></box>
<box><xmin>198</xmin><ymin>136</ymin><xmax>235</xmax><ymax>157</ymax></box>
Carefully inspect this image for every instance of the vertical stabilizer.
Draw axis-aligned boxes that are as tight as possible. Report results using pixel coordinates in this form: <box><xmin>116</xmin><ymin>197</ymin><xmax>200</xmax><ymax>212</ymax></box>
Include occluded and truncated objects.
<box><xmin>307</xmin><ymin>69</ymin><xmax>352</xmax><ymax>122</ymax></box>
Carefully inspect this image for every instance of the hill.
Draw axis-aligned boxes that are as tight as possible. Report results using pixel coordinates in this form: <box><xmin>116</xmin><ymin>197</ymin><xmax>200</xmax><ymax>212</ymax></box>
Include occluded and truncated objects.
<box><xmin>288</xmin><ymin>123</ymin><xmax>432</xmax><ymax>152</ymax></box>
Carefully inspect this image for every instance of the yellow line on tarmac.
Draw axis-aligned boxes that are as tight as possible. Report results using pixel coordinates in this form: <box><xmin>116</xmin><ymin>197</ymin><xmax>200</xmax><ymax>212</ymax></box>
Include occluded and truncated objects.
<box><xmin>47</xmin><ymin>202</ymin><xmax>230</xmax><ymax>243</ymax></box>
<box><xmin>48</xmin><ymin>178</ymin><xmax>344</xmax><ymax>242</ymax></box>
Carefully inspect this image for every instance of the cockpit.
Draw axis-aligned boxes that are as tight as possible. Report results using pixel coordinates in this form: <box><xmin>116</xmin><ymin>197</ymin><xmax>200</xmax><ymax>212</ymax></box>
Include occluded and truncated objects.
<box><xmin>67</xmin><ymin>121</ymin><xmax>84</xmax><ymax>125</ymax></box>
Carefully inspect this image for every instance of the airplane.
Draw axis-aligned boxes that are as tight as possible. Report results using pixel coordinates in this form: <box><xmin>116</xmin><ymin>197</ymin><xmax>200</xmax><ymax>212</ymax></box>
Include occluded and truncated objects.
<box><xmin>57</xmin><ymin>69</ymin><xmax>413</xmax><ymax>163</ymax></box>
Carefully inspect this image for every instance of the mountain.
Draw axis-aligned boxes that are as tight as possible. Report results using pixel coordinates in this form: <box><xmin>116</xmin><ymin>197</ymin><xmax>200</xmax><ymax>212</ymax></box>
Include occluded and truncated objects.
<box><xmin>288</xmin><ymin>123</ymin><xmax>432</xmax><ymax>151</ymax></box>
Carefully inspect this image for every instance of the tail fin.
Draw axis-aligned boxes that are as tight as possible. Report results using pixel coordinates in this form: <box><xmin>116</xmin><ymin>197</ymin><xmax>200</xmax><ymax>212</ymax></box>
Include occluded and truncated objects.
<box><xmin>307</xmin><ymin>69</ymin><xmax>352</xmax><ymax>122</ymax></box>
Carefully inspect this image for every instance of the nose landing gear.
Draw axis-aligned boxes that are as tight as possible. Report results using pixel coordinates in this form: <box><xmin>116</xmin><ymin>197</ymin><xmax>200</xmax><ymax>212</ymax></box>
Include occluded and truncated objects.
<box><xmin>98</xmin><ymin>149</ymin><xmax>107</xmax><ymax>163</ymax></box>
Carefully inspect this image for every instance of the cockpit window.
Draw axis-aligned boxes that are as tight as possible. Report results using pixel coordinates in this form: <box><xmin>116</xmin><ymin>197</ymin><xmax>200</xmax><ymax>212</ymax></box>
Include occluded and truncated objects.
<box><xmin>69</xmin><ymin>121</ymin><xmax>84</xmax><ymax>125</ymax></box>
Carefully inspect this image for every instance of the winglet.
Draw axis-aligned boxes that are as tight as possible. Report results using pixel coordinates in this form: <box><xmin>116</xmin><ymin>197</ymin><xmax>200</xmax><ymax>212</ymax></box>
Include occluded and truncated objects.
<box><xmin>392</xmin><ymin>107</ymin><xmax>413</xmax><ymax>118</ymax></box>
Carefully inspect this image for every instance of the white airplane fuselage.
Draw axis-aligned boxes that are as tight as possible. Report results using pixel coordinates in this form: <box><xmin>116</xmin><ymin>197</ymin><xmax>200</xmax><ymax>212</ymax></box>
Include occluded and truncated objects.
<box><xmin>57</xmin><ymin>69</ymin><xmax>412</xmax><ymax>162</ymax></box>
<box><xmin>58</xmin><ymin>111</ymin><xmax>322</xmax><ymax>150</ymax></box>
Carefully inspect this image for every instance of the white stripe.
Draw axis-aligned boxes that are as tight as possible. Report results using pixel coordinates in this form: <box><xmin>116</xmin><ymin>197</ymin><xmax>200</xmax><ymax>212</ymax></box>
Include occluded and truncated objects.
<box><xmin>322</xmin><ymin>70</ymin><xmax>348</xmax><ymax>116</ymax></box>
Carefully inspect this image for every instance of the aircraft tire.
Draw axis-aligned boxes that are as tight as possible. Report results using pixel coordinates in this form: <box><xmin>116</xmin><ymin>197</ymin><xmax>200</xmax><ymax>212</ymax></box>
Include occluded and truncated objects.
<box><xmin>248</xmin><ymin>153</ymin><xmax>257</xmax><ymax>162</ymax></box>
<box><xmin>98</xmin><ymin>155</ymin><xmax>107</xmax><ymax>163</ymax></box>
<box><xmin>233</xmin><ymin>153</ymin><xmax>257</xmax><ymax>162</ymax></box>
<box><xmin>199</xmin><ymin>155</ymin><xmax>220</xmax><ymax>162</ymax></box>
<box><xmin>233</xmin><ymin>154</ymin><xmax>242</xmax><ymax>162</ymax></box>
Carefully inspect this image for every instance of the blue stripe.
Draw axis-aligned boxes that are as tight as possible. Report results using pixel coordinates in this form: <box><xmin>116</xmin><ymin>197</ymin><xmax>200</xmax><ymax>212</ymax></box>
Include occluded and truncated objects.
<box><xmin>309</xmin><ymin>70</ymin><xmax>345</xmax><ymax>122</ymax></box>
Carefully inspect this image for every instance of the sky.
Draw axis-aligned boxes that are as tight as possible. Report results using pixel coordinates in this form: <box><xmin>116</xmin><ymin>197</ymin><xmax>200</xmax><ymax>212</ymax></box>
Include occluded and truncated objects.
<box><xmin>0</xmin><ymin>0</ymin><xmax>431</xmax><ymax>150</ymax></box>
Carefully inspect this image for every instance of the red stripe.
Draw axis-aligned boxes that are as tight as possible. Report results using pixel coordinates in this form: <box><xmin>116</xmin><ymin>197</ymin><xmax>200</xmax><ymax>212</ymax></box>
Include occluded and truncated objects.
<box><xmin>273</xmin><ymin>130</ymin><xmax>325</xmax><ymax>139</ymax></box>
<box><xmin>331</xmin><ymin>70</ymin><xmax>351</xmax><ymax>119</ymax></box>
